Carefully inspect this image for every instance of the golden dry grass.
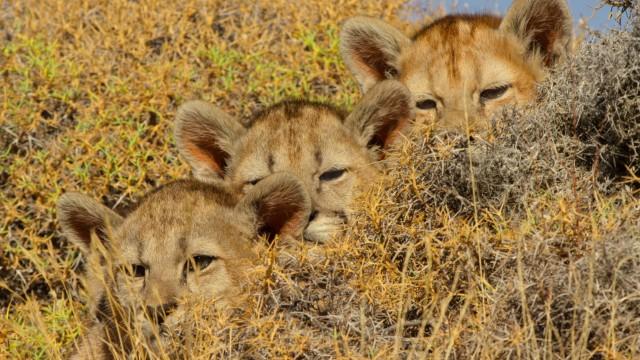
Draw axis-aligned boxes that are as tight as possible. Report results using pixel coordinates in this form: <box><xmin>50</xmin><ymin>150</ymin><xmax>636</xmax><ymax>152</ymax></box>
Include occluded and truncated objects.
<box><xmin>1</xmin><ymin>0</ymin><xmax>409</xmax><ymax>357</ymax></box>
<box><xmin>2</xmin><ymin>0</ymin><xmax>640</xmax><ymax>359</ymax></box>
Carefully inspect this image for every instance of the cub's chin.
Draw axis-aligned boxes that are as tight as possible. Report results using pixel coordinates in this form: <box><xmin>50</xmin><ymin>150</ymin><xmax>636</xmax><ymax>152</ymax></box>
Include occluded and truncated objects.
<box><xmin>139</xmin><ymin>316</ymin><xmax>185</xmax><ymax>356</ymax></box>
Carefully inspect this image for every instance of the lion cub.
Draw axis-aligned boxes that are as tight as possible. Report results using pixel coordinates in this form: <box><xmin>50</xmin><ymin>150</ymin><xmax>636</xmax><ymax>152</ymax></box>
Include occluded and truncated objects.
<box><xmin>58</xmin><ymin>174</ymin><xmax>309</xmax><ymax>359</ymax></box>
<box><xmin>341</xmin><ymin>0</ymin><xmax>572</xmax><ymax>132</ymax></box>
<box><xmin>175</xmin><ymin>80</ymin><xmax>412</xmax><ymax>243</ymax></box>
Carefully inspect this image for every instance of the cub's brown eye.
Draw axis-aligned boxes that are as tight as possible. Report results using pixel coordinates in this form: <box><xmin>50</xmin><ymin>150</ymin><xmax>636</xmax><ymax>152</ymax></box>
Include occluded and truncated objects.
<box><xmin>124</xmin><ymin>264</ymin><xmax>146</xmax><ymax>277</ymax></box>
<box><xmin>480</xmin><ymin>85</ymin><xmax>511</xmax><ymax>102</ymax></box>
<box><xmin>416</xmin><ymin>99</ymin><xmax>437</xmax><ymax>110</ymax></box>
<box><xmin>319</xmin><ymin>168</ymin><xmax>346</xmax><ymax>181</ymax></box>
<box><xmin>187</xmin><ymin>255</ymin><xmax>216</xmax><ymax>272</ymax></box>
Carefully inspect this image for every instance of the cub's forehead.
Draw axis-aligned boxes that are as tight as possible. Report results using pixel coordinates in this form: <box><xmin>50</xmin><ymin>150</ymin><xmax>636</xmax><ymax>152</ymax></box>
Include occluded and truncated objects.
<box><xmin>247</xmin><ymin>101</ymin><xmax>346</xmax><ymax>131</ymax></box>
<box><xmin>403</xmin><ymin>14</ymin><xmax>503</xmax><ymax>64</ymax></box>
<box><xmin>412</xmin><ymin>14</ymin><xmax>501</xmax><ymax>43</ymax></box>
<box><xmin>401</xmin><ymin>15</ymin><xmax>523</xmax><ymax>92</ymax></box>
<box><xmin>115</xmin><ymin>180</ymin><xmax>245</xmax><ymax>248</ymax></box>
<box><xmin>232</xmin><ymin>101</ymin><xmax>357</xmax><ymax>165</ymax></box>
<box><xmin>131</xmin><ymin>180</ymin><xmax>237</xmax><ymax>213</ymax></box>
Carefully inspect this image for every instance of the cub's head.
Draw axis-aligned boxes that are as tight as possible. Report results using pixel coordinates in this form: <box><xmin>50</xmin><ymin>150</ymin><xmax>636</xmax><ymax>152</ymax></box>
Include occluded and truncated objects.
<box><xmin>175</xmin><ymin>80</ymin><xmax>412</xmax><ymax>243</ymax></box>
<box><xmin>58</xmin><ymin>174</ymin><xmax>309</xmax><ymax>354</ymax></box>
<box><xmin>341</xmin><ymin>0</ymin><xmax>572</xmax><ymax>132</ymax></box>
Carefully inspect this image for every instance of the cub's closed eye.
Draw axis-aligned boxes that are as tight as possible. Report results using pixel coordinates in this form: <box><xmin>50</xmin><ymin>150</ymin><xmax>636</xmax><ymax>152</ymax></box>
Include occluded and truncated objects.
<box><xmin>187</xmin><ymin>255</ymin><xmax>217</xmax><ymax>272</ymax></box>
<box><xmin>480</xmin><ymin>85</ymin><xmax>511</xmax><ymax>102</ymax></box>
<box><xmin>319</xmin><ymin>168</ymin><xmax>346</xmax><ymax>181</ymax></box>
<box><xmin>123</xmin><ymin>264</ymin><xmax>146</xmax><ymax>277</ymax></box>
<box><xmin>416</xmin><ymin>99</ymin><xmax>437</xmax><ymax>110</ymax></box>
<box><xmin>246</xmin><ymin>178</ymin><xmax>263</xmax><ymax>186</ymax></box>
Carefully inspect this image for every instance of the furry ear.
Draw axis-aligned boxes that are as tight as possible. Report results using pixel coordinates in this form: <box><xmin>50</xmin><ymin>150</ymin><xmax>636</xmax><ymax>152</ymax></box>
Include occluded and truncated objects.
<box><xmin>57</xmin><ymin>193</ymin><xmax>123</xmax><ymax>255</ymax></box>
<box><xmin>175</xmin><ymin>100</ymin><xmax>245</xmax><ymax>181</ymax></box>
<box><xmin>237</xmin><ymin>173</ymin><xmax>311</xmax><ymax>241</ymax></box>
<box><xmin>345</xmin><ymin>80</ymin><xmax>413</xmax><ymax>153</ymax></box>
<box><xmin>500</xmin><ymin>0</ymin><xmax>572</xmax><ymax>67</ymax></box>
<box><xmin>340</xmin><ymin>16</ymin><xmax>410</xmax><ymax>92</ymax></box>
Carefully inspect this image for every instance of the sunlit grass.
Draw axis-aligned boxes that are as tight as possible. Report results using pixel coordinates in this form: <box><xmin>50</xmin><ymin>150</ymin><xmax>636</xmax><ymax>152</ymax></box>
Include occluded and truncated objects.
<box><xmin>2</xmin><ymin>0</ymin><xmax>638</xmax><ymax>358</ymax></box>
<box><xmin>0</xmin><ymin>0</ymin><xmax>405</xmax><ymax>357</ymax></box>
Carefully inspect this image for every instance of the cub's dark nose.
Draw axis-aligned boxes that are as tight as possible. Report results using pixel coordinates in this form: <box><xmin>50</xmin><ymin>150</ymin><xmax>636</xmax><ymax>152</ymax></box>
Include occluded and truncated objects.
<box><xmin>309</xmin><ymin>210</ymin><xmax>318</xmax><ymax>222</ymax></box>
<box><xmin>146</xmin><ymin>302</ymin><xmax>178</xmax><ymax>325</ymax></box>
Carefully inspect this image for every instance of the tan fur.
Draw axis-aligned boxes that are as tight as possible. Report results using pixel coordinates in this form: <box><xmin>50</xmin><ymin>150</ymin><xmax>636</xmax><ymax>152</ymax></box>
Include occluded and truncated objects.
<box><xmin>341</xmin><ymin>0</ymin><xmax>572</xmax><ymax>133</ymax></box>
<box><xmin>175</xmin><ymin>80</ymin><xmax>413</xmax><ymax>243</ymax></box>
<box><xmin>58</xmin><ymin>174</ymin><xmax>309</xmax><ymax>359</ymax></box>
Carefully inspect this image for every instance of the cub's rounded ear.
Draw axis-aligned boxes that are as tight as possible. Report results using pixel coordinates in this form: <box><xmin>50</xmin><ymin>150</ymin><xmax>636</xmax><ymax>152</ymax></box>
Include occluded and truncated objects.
<box><xmin>500</xmin><ymin>0</ymin><xmax>572</xmax><ymax>67</ymax></box>
<box><xmin>57</xmin><ymin>193</ymin><xmax>123</xmax><ymax>255</ymax></box>
<box><xmin>174</xmin><ymin>100</ymin><xmax>245</xmax><ymax>182</ymax></box>
<box><xmin>345</xmin><ymin>79</ymin><xmax>414</xmax><ymax>155</ymax></box>
<box><xmin>340</xmin><ymin>16</ymin><xmax>410</xmax><ymax>92</ymax></box>
<box><xmin>236</xmin><ymin>173</ymin><xmax>311</xmax><ymax>242</ymax></box>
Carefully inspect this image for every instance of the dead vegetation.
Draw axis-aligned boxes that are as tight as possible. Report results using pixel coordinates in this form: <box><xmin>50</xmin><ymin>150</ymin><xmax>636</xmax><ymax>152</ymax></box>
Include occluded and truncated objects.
<box><xmin>603</xmin><ymin>0</ymin><xmax>635</xmax><ymax>22</ymax></box>
<box><xmin>182</xmin><ymin>4</ymin><xmax>640</xmax><ymax>358</ymax></box>
<box><xmin>2</xmin><ymin>0</ymin><xmax>640</xmax><ymax>359</ymax></box>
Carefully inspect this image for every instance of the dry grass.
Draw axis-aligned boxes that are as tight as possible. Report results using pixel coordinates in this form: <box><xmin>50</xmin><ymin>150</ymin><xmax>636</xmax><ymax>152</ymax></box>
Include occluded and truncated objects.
<box><xmin>2</xmin><ymin>0</ymin><xmax>640</xmax><ymax>359</ymax></box>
